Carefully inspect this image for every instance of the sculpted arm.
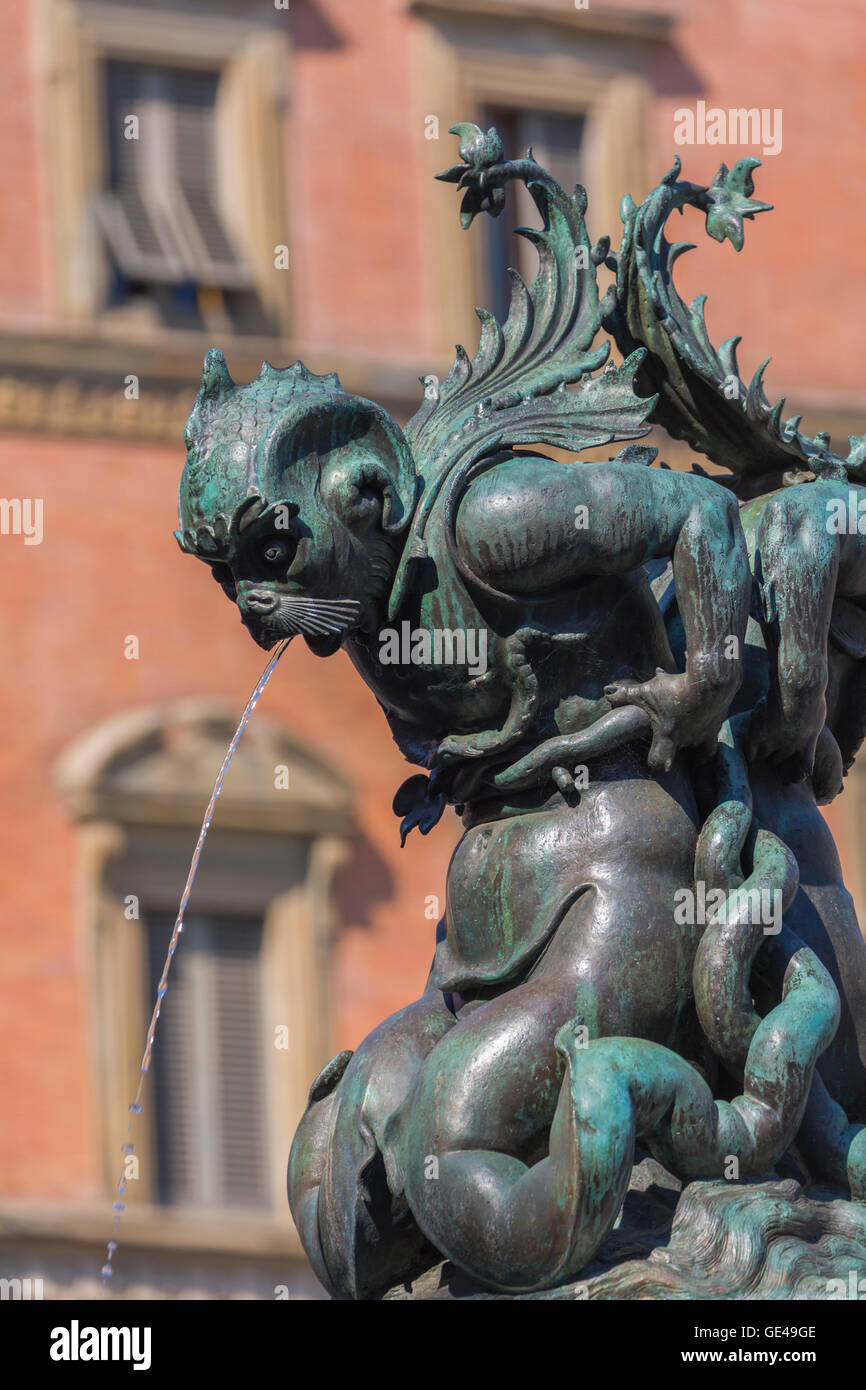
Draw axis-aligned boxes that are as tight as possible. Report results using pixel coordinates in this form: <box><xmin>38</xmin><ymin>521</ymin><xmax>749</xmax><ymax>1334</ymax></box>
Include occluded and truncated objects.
<box><xmin>457</xmin><ymin>457</ymin><xmax>750</xmax><ymax>770</ymax></box>
<box><xmin>746</xmin><ymin>480</ymin><xmax>866</xmax><ymax>777</ymax></box>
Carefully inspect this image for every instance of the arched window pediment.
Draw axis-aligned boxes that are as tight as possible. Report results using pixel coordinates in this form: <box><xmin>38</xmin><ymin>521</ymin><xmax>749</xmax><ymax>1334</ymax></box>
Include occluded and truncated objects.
<box><xmin>55</xmin><ymin>698</ymin><xmax>353</xmax><ymax>836</ymax></box>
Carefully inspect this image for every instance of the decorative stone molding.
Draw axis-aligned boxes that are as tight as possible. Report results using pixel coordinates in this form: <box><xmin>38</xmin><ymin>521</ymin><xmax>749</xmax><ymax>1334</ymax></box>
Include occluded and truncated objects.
<box><xmin>0</xmin><ymin>373</ymin><xmax>192</xmax><ymax>442</ymax></box>
<box><xmin>56</xmin><ymin>699</ymin><xmax>355</xmax><ymax>1239</ymax></box>
<box><xmin>0</xmin><ymin>332</ymin><xmax>430</xmax><ymax>440</ymax></box>
<box><xmin>31</xmin><ymin>0</ymin><xmax>291</xmax><ymax>331</ymax></box>
<box><xmin>56</xmin><ymin>698</ymin><xmax>354</xmax><ymax>835</ymax></box>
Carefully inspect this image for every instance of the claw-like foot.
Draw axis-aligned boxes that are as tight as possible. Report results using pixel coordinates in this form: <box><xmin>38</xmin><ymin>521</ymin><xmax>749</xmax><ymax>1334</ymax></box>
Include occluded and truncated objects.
<box><xmin>604</xmin><ymin>668</ymin><xmax>722</xmax><ymax>771</ymax></box>
<box><xmin>746</xmin><ymin>685</ymin><xmax>826</xmax><ymax>782</ymax></box>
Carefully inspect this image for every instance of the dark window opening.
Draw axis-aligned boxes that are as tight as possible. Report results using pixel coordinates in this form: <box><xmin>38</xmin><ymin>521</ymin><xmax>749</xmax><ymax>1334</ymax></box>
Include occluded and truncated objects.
<box><xmin>145</xmin><ymin>911</ymin><xmax>270</xmax><ymax>1212</ymax></box>
<box><xmin>482</xmin><ymin>107</ymin><xmax>586</xmax><ymax>324</ymax></box>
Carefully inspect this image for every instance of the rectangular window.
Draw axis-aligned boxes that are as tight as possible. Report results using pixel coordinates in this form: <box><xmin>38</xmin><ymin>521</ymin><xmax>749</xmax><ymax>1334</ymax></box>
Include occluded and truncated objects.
<box><xmin>97</xmin><ymin>60</ymin><xmax>255</xmax><ymax>328</ymax></box>
<box><xmin>145</xmin><ymin>911</ymin><xmax>269</xmax><ymax>1212</ymax></box>
<box><xmin>482</xmin><ymin>108</ymin><xmax>586</xmax><ymax>322</ymax></box>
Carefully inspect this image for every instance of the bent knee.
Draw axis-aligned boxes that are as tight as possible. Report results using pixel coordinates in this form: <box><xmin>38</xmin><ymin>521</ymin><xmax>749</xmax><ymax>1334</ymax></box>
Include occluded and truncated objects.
<box><xmin>332</xmin><ymin>995</ymin><xmax>455</xmax><ymax>1138</ymax></box>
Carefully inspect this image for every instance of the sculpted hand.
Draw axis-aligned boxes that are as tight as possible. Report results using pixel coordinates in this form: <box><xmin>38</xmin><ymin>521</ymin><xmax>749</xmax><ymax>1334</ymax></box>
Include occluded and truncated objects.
<box><xmin>603</xmin><ymin>668</ymin><xmax>725</xmax><ymax>773</ymax></box>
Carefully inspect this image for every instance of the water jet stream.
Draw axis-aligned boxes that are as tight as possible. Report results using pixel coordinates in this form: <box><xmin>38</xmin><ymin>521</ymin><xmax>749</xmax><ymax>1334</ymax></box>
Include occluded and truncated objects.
<box><xmin>101</xmin><ymin>638</ymin><xmax>291</xmax><ymax>1285</ymax></box>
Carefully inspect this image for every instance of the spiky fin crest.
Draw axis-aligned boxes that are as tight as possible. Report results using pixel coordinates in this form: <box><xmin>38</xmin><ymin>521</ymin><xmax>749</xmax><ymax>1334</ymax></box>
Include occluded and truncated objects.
<box><xmin>602</xmin><ymin>158</ymin><xmax>866</xmax><ymax>489</ymax></box>
<box><xmin>183</xmin><ymin>351</ymin><xmax>346</xmax><ymax>458</ymax></box>
<box><xmin>388</xmin><ymin>122</ymin><xmax>656</xmax><ymax>618</ymax></box>
<box><xmin>178</xmin><ymin>350</ymin><xmax>417</xmax><ymax>556</ymax></box>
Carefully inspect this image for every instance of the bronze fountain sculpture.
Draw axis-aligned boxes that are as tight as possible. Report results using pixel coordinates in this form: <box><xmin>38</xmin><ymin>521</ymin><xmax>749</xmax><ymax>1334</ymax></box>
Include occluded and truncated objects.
<box><xmin>175</xmin><ymin>124</ymin><xmax>866</xmax><ymax>1299</ymax></box>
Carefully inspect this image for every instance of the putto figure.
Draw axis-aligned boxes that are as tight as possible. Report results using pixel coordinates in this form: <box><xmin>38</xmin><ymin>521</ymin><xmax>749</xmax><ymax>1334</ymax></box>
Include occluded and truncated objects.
<box><xmin>176</xmin><ymin>124</ymin><xmax>866</xmax><ymax>1298</ymax></box>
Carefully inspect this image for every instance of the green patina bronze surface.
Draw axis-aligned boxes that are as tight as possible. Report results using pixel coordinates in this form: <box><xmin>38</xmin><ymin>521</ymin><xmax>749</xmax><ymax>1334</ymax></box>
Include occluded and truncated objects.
<box><xmin>176</xmin><ymin>124</ymin><xmax>866</xmax><ymax>1298</ymax></box>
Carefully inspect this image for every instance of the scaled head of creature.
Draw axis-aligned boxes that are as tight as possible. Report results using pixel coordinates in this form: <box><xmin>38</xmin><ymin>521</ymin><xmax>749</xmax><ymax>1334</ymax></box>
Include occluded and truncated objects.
<box><xmin>176</xmin><ymin>350</ymin><xmax>418</xmax><ymax>651</ymax></box>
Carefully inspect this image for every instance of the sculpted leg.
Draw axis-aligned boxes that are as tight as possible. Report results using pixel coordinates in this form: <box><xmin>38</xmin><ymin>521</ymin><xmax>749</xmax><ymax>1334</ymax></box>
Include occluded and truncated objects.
<box><xmin>390</xmin><ymin>944</ymin><xmax>613</xmax><ymax>1292</ymax></box>
<box><xmin>288</xmin><ymin>985</ymin><xmax>455</xmax><ymax>1299</ymax></box>
<box><xmin>748</xmin><ymin>488</ymin><xmax>839</xmax><ymax>778</ymax></box>
<box><xmin>388</xmin><ymin>862</ymin><xmax>701</xmax><ymax>1293</ymax></box>
<box><xmin>390</xmin><ymin>935</ymin><xmax>843</xmax><ymax>1294</ymax></box>
<box><xmin>287</xmin><ymin>1049</ymin><xmax>353</xmax><ymax>1296</ymax></box>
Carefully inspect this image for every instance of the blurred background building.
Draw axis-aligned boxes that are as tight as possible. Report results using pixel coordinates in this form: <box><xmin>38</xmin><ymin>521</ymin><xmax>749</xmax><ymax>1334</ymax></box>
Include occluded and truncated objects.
<box><xmin>0</xmin><ymin>0</ymin><xmax>864</xmax><ymax>1299</ymax></box>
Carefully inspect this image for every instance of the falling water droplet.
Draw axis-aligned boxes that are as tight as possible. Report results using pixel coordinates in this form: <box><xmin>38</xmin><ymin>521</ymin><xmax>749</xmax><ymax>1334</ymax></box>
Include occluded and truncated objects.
<box><xmin>101</xmin><ymin>638</ymin><xmax>290</xmax><ymax>1284</ymax></box>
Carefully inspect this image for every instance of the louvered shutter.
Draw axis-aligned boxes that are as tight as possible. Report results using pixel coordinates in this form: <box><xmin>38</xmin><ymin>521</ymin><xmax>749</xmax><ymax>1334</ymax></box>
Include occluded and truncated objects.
<box><xmin>97</xmin><ymin>61</ymin><xmax>252</xmax><ymax>289</ymax></box>
<box><xmin>146</xmin><ymin>912</ymin><xmax>269</xmax><ymax>1211</ymax></box>
<box><xmin>171</xmin><ymin>70</ymin><xmax>239</xmax><ymax>270</ymax></box>
<box><xmin>98</xmin><ymin>62</ymin><xmax>187</xmax><ymax>283</ymax></box>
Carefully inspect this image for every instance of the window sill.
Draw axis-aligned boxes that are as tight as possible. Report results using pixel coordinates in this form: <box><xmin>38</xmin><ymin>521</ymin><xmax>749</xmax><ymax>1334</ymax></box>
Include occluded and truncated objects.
<box><xmin>0</xmin><ymin>1197</ymin><xmax>303</xmax><ymax>1259</ymax></box>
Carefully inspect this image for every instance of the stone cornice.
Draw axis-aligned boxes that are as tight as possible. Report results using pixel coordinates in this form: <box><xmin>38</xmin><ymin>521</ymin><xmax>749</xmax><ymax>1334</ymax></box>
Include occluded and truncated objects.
<box><xmin>0</xmin><ymin>330</ymin><xmax>429</xmax><ymax>440</ymax></box>
<box><xmin>1</xmin><ymin>329</ymin><xmax>861</xmax><ymax>447</ymax></box>
<box><xmin>405</xmin><ymin>0</ymin><xmax>674</xmax><ymax>42</ymax></box>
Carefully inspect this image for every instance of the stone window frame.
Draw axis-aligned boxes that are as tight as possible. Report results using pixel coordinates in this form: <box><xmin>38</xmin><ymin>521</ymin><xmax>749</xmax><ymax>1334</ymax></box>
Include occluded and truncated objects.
<box><xmin>406</xmin><ymin>0</ymin><xmax>667</xmax><ymax>362</ymax></box>
<box><xmin>31</xmin><ymin>0</ymin><xmax>291</xmax><ymax>336</ymax></box>
<box><xmin>55</xmin><ymin>698</ymin><xmax>352</xmax><ymax>1253</ymax></box>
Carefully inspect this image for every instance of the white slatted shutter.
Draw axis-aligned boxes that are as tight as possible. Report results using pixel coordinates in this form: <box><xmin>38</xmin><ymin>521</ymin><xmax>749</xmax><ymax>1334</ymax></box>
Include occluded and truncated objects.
<box><xmin>97</xmin><ymin>61</ymin><xmax>252</xmax><ymax>289</ymax></box>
